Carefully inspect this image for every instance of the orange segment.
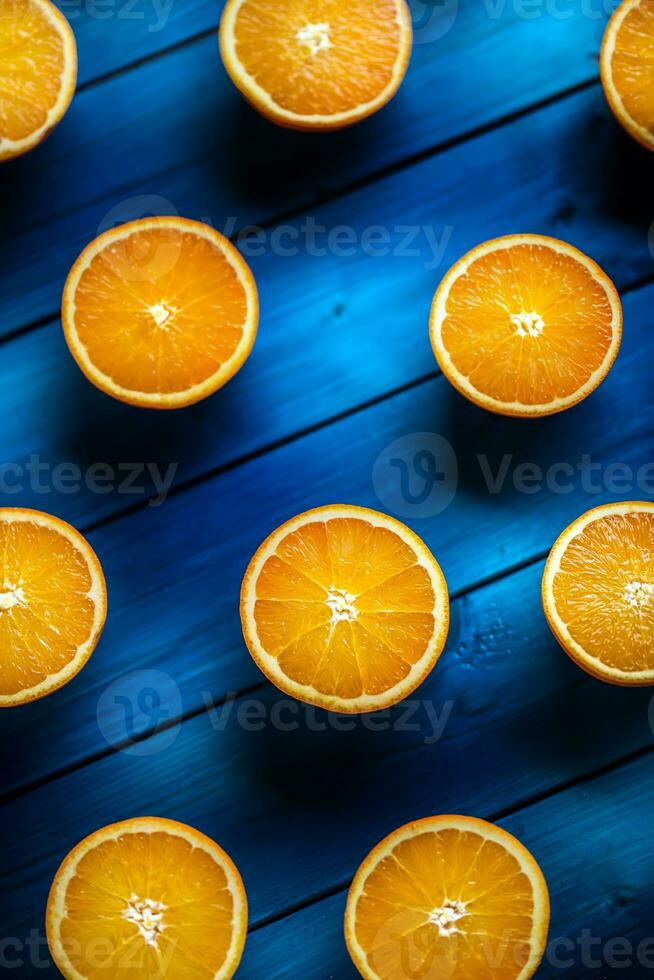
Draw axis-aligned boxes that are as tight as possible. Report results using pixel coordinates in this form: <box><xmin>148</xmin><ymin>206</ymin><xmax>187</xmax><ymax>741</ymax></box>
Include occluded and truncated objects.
<box><xmin>430</xmin><ymin>235</ymin><xmax>622</xmax><ymax>417</ymax></box>
<box><xmin>601</xmin><ymin>0</ymin><xmax>654</xmax><ymax>151</ymax></box>
<box><xmin>0</xmin><ymin>0</ymin><xmax>77</xmax><ymax>162</ymax></box>
<box><xmin>220</xmin><ymin>0</ymin><xmax>412</xmax><ymax>130</ymax></box>
<box><xmin>46</xmin><ymin>818</ymin><xmax>248</xmax><ymax>980</ymax></box>
<box><xmin>543</xmin><ymin>502</ymin><xmax>654</xmax><ymax>685</ymax></box>
<box><xmin>0</xmin><ymin>508</ymin><xmax>106</xmax><ymax>707</ymax></box>
<box><xmin>345</xmin><ymin>815</ymin><xmax>550</xmax><ymax>980</ymax></box>
<box><xmin>62</xmin><ymin>217</ymin><xmax>259</xmax><ymax>409</ymax></box>
<box><xmin>240</xmin><ymin>505</ymin><xmax>449</xmax><ymax>713</ymax></box>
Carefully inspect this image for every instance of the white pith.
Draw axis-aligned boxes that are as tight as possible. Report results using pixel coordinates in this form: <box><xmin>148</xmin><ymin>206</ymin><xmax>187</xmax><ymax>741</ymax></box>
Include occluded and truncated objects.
<box><xmin>326</xmin><ymin>587</ymin><xmax>358</xmax><ymax>622</ymax></box>
<box><xmin>345</xmin><ymin>815</ymin><xmax>549</xmax><ymax>980</ymax></box>
<box><xmin>296</xmin><ymin>22</ymin><xmax>331</xmax><ymax>55</ymax></box>
<box><xmin>511</xmin><ymin>311</ymin><xmax>545</xmax><ymax>338</ymax></box>
<box><xmin>0</xmin><ymin>509</ymin><xmax>106</xmax><ymax>707</ymax></box>
<box><xmin>429</xmin><ymin>898</ymin><xmax>468</xmax><ymax>936</ymax></box>
<box><xmin>0</xmin><ymin>0</ymin><xmax>77</xmax><ymax>161</ymax></box>
<box><xmin>149</xmin><ymin>303</ymin><xmax>176</xmax><ymax>329</ymax></box>
<box><xmin>544</xmin><ymin>502</ymin><xmax>654</xmax><ymax>682</ymax></box>
<box><xmin>220</xmin><ymin>0</ymin><xmax>411</xmax><ymax>128</ymax></box>
<box><xmin>430</xmin><ymin>235</ymin><xmax>622</xmax><ymax>416</ymax></box>
<box><xmin>124</xmin><ymin>896</ymin><xmax>167</xmax><ymax>948</ymax></box>
<box><xmin>0</xmin><ymin>584</ymin><xmax>26</xmax><ymax>611</ymax></box>
<box><xmin>47</xmin><ymin>818</ymin><xmax>248</xmax><ymax>980</ymax></box>
<box><xmin>242</xmin><ymin>505</ymin><xmax>449</xmax><ymax>713</ymax></box>
<box><xmin>63</xmin><ymin>217</ymin><xmax>258</xmax><ymax>409</ymax></box>
<box><xmin>601</xmin><ymin>0</ymin><xmax>654</xmax><ymax>151</ymax></box>
<box><xmin>625</xmin><ymin>580</ymin><xmax>654</xmax><ymax>609</ymax></box>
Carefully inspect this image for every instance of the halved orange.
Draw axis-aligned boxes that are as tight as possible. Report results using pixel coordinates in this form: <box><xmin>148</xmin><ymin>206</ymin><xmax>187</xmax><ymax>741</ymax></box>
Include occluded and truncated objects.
<box><xmin>220</xmin><ymin>0</ymin><xmax>412</xmax><ymax>131</ymax></box>
<box><xmin>601</xmin><ymin>0</ymin><xmax>654</xmax><ymax>151</ymax></box>
<box><xmin>0</xmin><ymin>508</ymin><xmax>106</xmax><ymax>707</ymax></box>
<box><xmin>62</xmin><ymin>217</ymin><xmax>259</xmax><ymax>409</ymax></box>
<box><xmin>0</xmin><ymin>0</ymin><xmax>77</xmax><ymax>162</ymax></box>
<box><xmin>345</xmin><ymin>815</ymin><xmax>550</xmax><ymax>980</ymax></box>
<box><xmin>430</xmin><ymin>235</ymin><xmax>622</xmax><ymax>417</ymax></box>
<box><xmin>240</xmin><ymin>505</ymin><xmax>449</xmax><ymax>713</ymax></box>
<box><xmin>543</xmin><ymin>502</ymin><xmax>654</xmax><ymax>685</ymax></box>
<box><xmin>46</xmin><ymin>817</ymin><xmax>248</xmax><ymax>980</ymax></box>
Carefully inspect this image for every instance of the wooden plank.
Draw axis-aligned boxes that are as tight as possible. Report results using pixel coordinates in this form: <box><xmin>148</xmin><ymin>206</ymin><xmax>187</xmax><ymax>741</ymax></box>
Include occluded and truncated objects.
<box><xmin>59</xmin><ymin>0</ymin><xmax>216</xmax><ymax>86</ymax></box>
<box><xmin>241</xmin><ymin>751</ymin><xmax>654</xmax><ymax>978</ymax></box>
<box><xmin>0</xmin><ymin>276</ymin><xmax>653</xmax><ymax>793</ymax></box>
<box><xmin>0</xmin><ymin>8</ymin><xmax>610</xmax><ymax>329</ymax></box>
<box><xmin>0</xmin><ymin>85</ymin><xmax>651</xmax><ymax>532</ymax></box>
<box><xmin>1</xmin><ymin>558</ymin><xmax>653</xmax><ymax>971</ymax></box>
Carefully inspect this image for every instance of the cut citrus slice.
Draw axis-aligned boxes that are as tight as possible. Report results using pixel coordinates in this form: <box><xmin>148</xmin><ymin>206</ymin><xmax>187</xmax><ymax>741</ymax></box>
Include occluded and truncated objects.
<box><xmin>601</xmin><ymin>0</ymin><xmax>654</xmax><ymax>151</ymax></box>
<box><xmin>345</xmin><ymin>815</ymin><xmax>550</xmax><ymax>980</ymax></box>
<box><xmin>0</xmin><ymin>508</ymin><xmax>106</xmax><ymax>707</ymax></box>
<box><xmin>46</xmin><ymin>817</ymin><xmax>248</xmax><ymax>980</ymax></box>
<box><xmin>240</xmin><ymin>505</ymin><xmax>449</xmax><ymax>713</ymax></box>
<box><xmin>62</xmin><ymin>217</ymin><xmax>259</xmax><ymax>409</ymax></box>
<box><xmin>220</xmin><ymin>0</ymin><xmax>412</xmax><ymax>131</ymax></box>
<box><xmin>0</xmin><ymin>0</ymin><xmax>77</xmax><ymax>162</ymax></box>
<box><xmin>543</xmin><ymin>502</ymin><xmax>654</xmax><ymax>685</ymax></box>
<box><xmin>430</xmin><ymin>235</ymin><xmax>622</xmax><ymax>417</ymax></box>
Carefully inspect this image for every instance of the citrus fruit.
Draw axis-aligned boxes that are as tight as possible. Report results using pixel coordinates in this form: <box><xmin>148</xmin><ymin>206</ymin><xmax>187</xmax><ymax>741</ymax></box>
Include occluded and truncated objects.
<box><xmin>62</xmin><ymin>217</ymin><xmax>259</xmax><ymax>410</ymax></box>
<box><xmin>46</xmin><ymin>817</ymin><xmax>248</xmax><ymax>979</ymax></box>
<box><xmin>240</xmin><ymin>505</ymin><xmax>449</xmax><ymax>713</ymax></box>
<box><xmin>430</xmin><ymin>235</ymin><xmax>622</xmax><ymax>417</ymax></box>
<box><xmin>0</xmin><ymin>0</ymin><xmax>77</xmax><ymax>162</ymax></box>
<box><xmin>219</xmin><ymin>0</ymin><xmax>412</xmax><ymax>131</ymax></box>
<box><xmin>543</xmin><ymin>502</ymin><xmax>654</xmax><ymax>685</ymax></box>
<box><xmin>345</xmin><ymin>815</ymin><xmax>550</xmax><ymax>980</ymax></box>
<box><xmin>601</xmin><ymin>0</ymin><xmax>654</xmax><ymax>151</ymax></box>
<box><xmin>0</xmin><ymin>508</ymin><xmax>106</xmax><ymax>707</ymax></box>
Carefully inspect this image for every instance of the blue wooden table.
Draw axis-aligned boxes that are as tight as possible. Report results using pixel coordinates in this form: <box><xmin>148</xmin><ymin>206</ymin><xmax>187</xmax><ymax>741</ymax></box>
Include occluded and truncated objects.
<box><xmin>1</xmin><ymin>1</ymin><xmax>654</xmax><ymax>975</ymax></box>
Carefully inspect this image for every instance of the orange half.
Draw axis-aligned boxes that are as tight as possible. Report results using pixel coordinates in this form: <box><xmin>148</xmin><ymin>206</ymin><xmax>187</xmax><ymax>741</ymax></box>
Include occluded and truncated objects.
<box><xmin>46</xmin><ymin>817</ymin><xmax>248</xmax><ymax>980</ymax></box>
<box><xmin>601</xmin><ymin>0</ymin><xmax>654</xmax><ymax>151</ymax></box>
<box><xmin>0</xmin><ymin>0</ymin><xmax>77</xmax><ymax>162</ymax></box>
<box><xmin>345</xmin><ymin>815</ymin><xmax>550</xmax><ymax>980</ymax></box>
<box><xmin>0</xmin><ymin>508</ymin><xmax>106</xmax><ymax>707</ymax></box>
<box><xmin>62</xmin><ymin>217</ymin><xmax>259</xmax><ymax>409</ymax></box>
<box><xmin>543</xmin><ymin>502</ymin><xmax>654</xmax><ymax>685</ymax></box>
<box><xmin>430</xmin><ymin>235</ymin><xmax>622</xmax><ymax>417</ymax></box>
<box><xmin>220</xmin><ymin>0</ymin><xmax>412</xmax><ymax>131</ymax></box>
<box><xmin>240</xmin><ymin>505</ymin><xmax>449</xmax><ymax>713</ymax></box>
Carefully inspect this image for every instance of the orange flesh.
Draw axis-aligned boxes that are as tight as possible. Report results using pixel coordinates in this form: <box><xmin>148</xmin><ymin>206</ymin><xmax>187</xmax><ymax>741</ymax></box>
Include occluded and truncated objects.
<box><xmin>72</xmin><ymin>228</ymin><xmax>249</xmax><ymax>396</ymax></box>
<box><xmin>354</xmin><ymin>827</ymin><xmax>537</xmax><ymax>979</ymax></box>
<box><xmin>0</xmin><ymin>0</ymin><xmax>68</xmax><ymax>142</ymax></box>
<box><xmin>231</xmin><ymin>0</ymin><xmax>404</xmax><ymax>116</ymax></box>
<box><xmin>551</xmin><ymin>512</ymin><xmax>654</xmax><ymax>672</ymax></box>
<box><xmin>440</xmin><ymin>244</ymin><xmax>615</xmax><ymax>406</ymax></box>
<box><xmin>609</xmin><ymin>0</ymin><xmax>654</xmax><ymax>138</ymax></box>
<box><xmin>253</xmin><ymin>518</ymin><xmax>437</xmax><ymax>699</ymax></box>
<box><xmin>57</xmin><ymin>831</ymin><xmax>238</xmax><ymax>978</ymax></box>
<box><xmin>0</xmin><ymin>519</ymin><xmax>96</xmax><ymax>697</ymax></box>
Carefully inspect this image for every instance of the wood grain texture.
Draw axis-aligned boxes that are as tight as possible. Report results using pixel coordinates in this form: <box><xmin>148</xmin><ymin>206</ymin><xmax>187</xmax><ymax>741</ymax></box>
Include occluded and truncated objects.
<box><xmin>241</xmin><ymin>750</ymin><xmax>654</xmax><ymax>978</ymax></box>
<box><xmin>1</xmin><ymin>558</ymin><xmax>653</xmax><ymax>974</ymax></box>
<box><xmin>0</xmin><ymin>277</ymin><xmax>652</xmax><ymax>795</ymax></box>
<box><xmin>1</xmin><ymin>1</ymin><xmax>653</xmax><ymax>975</ymax></box>
<box><xmin>0</xmin><ymin>3</ymin><xmax>610</xmax><ymax>333</ymax></box>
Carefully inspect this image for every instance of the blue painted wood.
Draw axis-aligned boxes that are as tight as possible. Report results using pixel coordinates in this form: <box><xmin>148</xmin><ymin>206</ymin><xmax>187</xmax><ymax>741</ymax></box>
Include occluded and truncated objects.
<box><xmin>241</xmin><ymin>750</ymin><xmax>654</xmax><ymax>978</ymax></box>
<box><xmin>0</xmin><ymin>6</ymin><xmax>610</xmax><ymax>331</ymax></box>
<box><xmin>0</xmin><ymin>277</ymin><xmax>652</xmax><ymax>796</ymax></box>
<box><xmin>1</xmin><ymin>559</ymin><xmax>653</xmax><ymax>974</ymax></box>
<box><xmin>1</xmin><ymin>0</ymin><xmax>653</xmax><ymax>973</ymax></box>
